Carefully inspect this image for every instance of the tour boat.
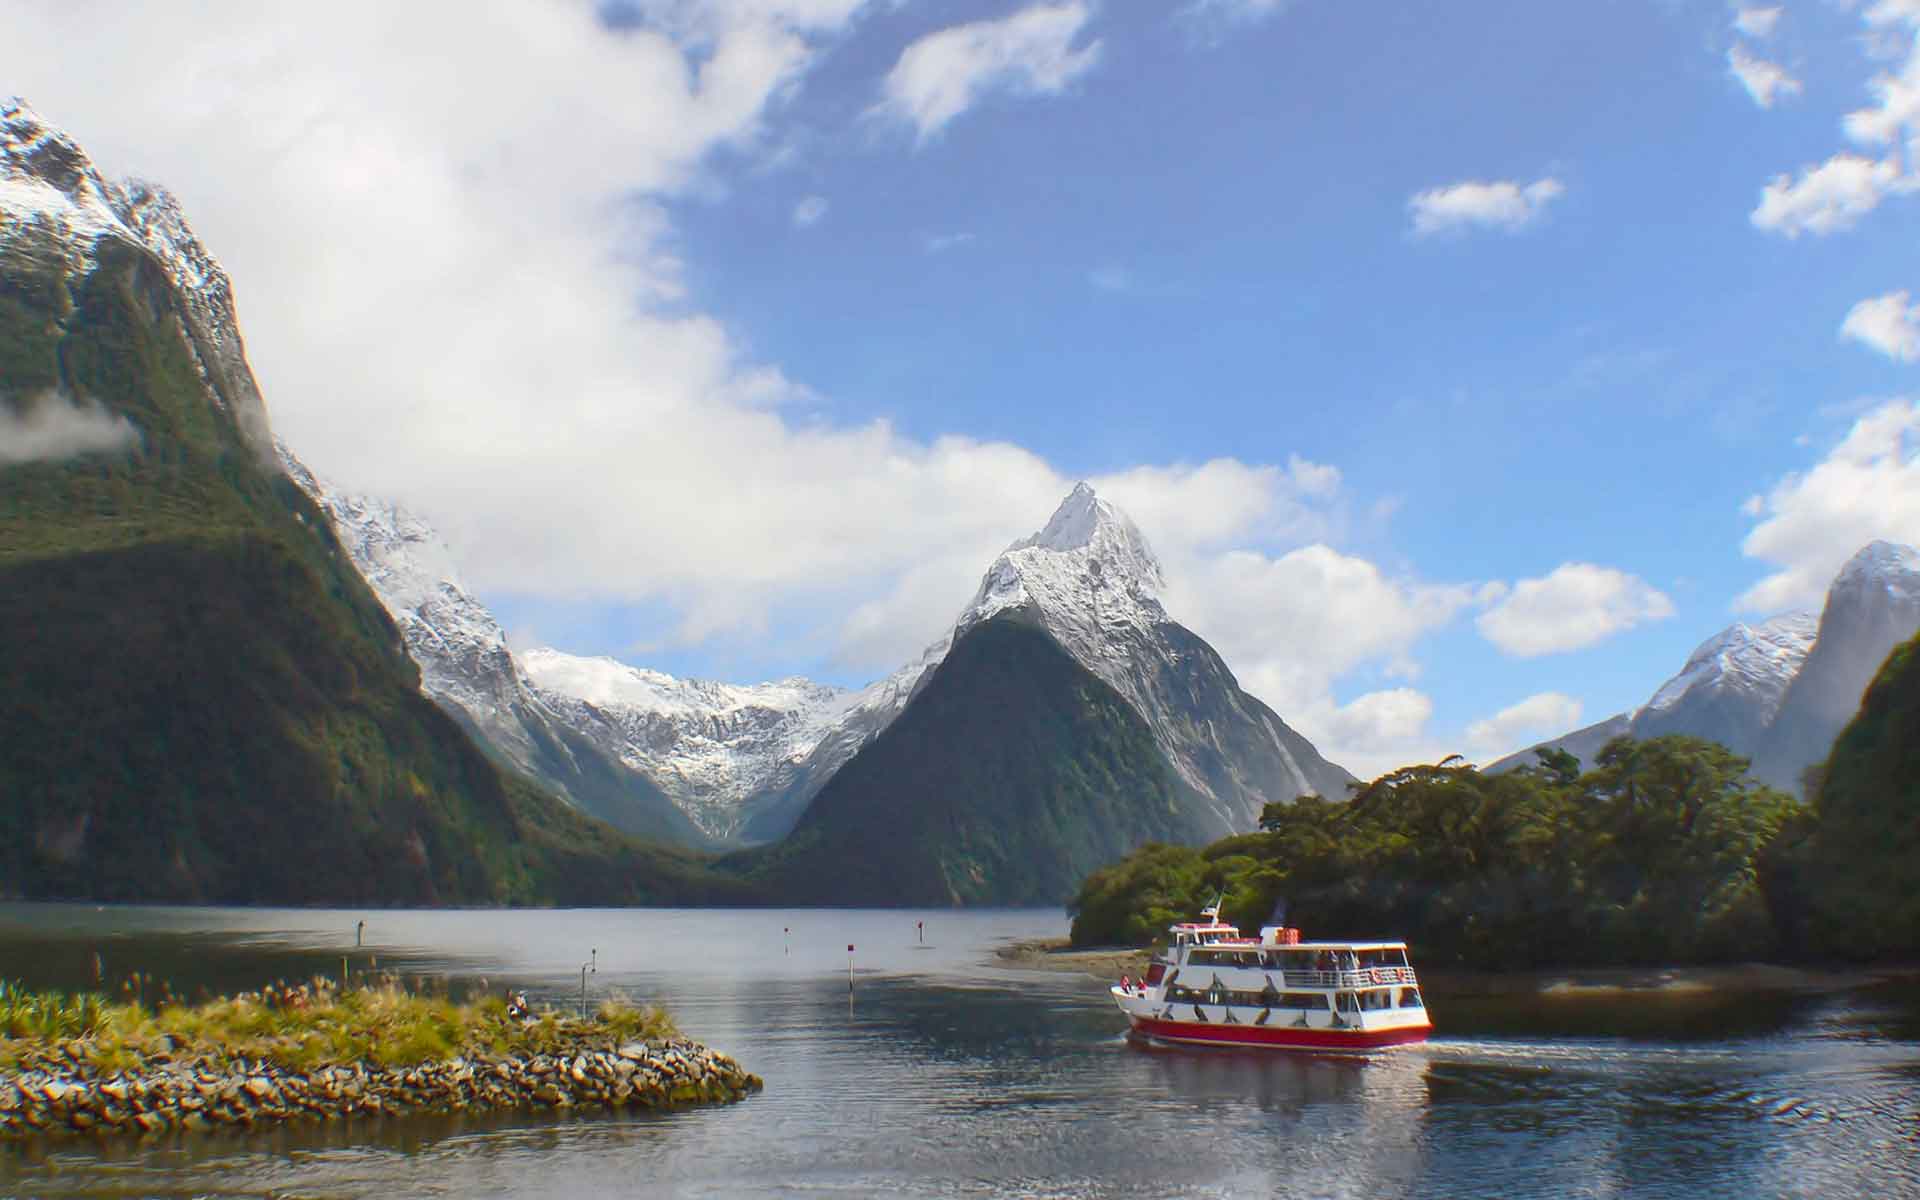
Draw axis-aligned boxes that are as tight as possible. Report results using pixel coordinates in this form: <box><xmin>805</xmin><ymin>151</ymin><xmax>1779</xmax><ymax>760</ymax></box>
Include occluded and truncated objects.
<box><xmin>1110</xmin><ymin>903</ymin><xmax>1431</xmax><ymax>1051</ymax></box>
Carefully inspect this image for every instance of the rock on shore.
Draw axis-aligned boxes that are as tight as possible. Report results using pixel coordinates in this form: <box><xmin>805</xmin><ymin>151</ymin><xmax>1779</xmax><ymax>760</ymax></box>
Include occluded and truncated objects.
<box><xmin>0</xmin><ymin>1036</ymin><xmax>761</xmax><ymax>1140</ymax></box>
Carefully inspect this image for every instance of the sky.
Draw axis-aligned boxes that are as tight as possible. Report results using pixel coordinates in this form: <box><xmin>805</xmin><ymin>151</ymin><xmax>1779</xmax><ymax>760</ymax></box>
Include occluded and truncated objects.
<box><xmin>3</xmin><ymin>0</ymin><xmax>1918</xmax><ymax>778</ymax></box>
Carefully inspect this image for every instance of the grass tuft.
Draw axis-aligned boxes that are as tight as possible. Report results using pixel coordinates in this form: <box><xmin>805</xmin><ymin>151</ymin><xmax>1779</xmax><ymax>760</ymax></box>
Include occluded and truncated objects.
<box><xmin>0</xmin><ymin>977</ymin><xmax>679</xmax><ymax>1074</ymax></box>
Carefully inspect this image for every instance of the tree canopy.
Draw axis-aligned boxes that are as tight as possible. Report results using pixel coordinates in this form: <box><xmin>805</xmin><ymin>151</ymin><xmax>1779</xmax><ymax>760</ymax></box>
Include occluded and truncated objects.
<box><xmin>1068</xmin><ymin>735</ymin><xmax>1797</xmax><ymax>969</ymax></box>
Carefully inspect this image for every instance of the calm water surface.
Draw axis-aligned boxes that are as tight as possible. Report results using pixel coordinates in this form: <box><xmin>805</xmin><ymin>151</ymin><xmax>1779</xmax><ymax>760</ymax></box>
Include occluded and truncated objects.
<box><xmin>0</xmin><ymin>904</ymin><xmax>1915</xmax><ymax>1199</ymax></box>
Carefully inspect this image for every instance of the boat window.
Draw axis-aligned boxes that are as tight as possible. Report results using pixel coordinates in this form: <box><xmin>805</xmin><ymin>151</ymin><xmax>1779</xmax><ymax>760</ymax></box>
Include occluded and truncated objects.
<box><xmin>1360</xmin><ymin>988</ymin><xmax>1393</xmax><ymax>1011</ymax></box>
<box><xmin>1335</xmin><ymin>992</ymin><xmax>1359</xmax><ymax>1013</ymax></box>
<box><xmin>1276</xmin><ymin>992</ymin><xmax>1329</xmax><ymax>1010</ymax></box>
<box><xmin>1399</xmin><ymin>987</ymin><xmax>1423</xmax><ymax>1008</ymax></box>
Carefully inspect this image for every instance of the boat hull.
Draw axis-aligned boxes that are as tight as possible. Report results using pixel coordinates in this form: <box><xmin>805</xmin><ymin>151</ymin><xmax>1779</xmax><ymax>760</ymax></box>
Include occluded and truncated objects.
<box><xmin>1124</xmin><ymin>1013</ymin><xmax>1430</xmax><ymax>1052</ymax></box>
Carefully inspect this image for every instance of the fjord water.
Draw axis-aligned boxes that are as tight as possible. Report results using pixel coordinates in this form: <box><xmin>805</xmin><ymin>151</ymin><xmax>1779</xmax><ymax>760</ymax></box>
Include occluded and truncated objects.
<box><xmin>1</xmin><ymin>906</ymin><xmax>1916</xmax><ymax>1199</ymax></box>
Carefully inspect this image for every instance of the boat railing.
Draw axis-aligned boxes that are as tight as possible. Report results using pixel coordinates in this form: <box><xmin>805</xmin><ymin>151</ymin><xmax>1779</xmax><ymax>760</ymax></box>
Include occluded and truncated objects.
<box><xmin>1273</xmin><ymin>966</ymin><xmax>1416</xmax><ymax>990</ymax></box>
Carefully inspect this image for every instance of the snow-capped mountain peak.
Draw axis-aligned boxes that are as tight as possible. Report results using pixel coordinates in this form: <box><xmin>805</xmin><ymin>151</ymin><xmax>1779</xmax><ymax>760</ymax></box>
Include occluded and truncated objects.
<box><xmin>1645</xmin><ymin>611</ymin><xmax>1817</xmax><ymax>720</ymax></box>
<box><xmin>1833</xmin><ymin>540</ymin><xmax>1920</xmax><ymax>602</ymax></box>
<box><xmin>3</xmin><ymin>98</ymin><xmax>268</xmax><ymax>456</ymax></box>
<box><xmin>1014</xmin><ymin>481</ymin><xmax>1165</xmax><ymax>586</ymax></box>
<box><xmin>962</xmin><ymin>483</ymin><xmax>1168</xmax><ymax>643</ymax></box>
<box><xmin>3</xmin><ymin>101</ymin><xmax>228</xmax><ymax>312</ymax></box>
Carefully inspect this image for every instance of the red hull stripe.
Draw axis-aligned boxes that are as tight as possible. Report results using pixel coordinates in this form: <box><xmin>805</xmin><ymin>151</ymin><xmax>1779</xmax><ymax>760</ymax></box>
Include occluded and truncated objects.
<box><xmin>1128</xmin><ymin>1015</ymin><xmax>1430</xmax><ymax>1051</ymax></box>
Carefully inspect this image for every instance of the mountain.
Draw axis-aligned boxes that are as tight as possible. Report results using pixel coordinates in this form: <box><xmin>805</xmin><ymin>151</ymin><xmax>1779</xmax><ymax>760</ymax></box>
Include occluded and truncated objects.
<box><xmin>731</xmin><ymin>617</ymin><xmax>1200</xmax><ymax>905</ymax></box>
<box><xmin>729</xmin><ymin>488</ymin><xmax>1355</xmax><ymax>904</ymax></box>
<box><xmin>0</xmin><ymin>99</ymin><xmax>726</xmax><ymax>904</ymax></box>
<box><xmin>305</xmin><ymin>480</ymin><xmax>1351</xmax><ymax>849</ymax></box>
<box><xmin>1491</xmin><ymin>543</ymin><xmax>1920</xmax><ymax>794</ymax></box>
<box><xmin>277</xmin><ymin>450</ymin><xmax>708</xmax><ymax>846</ymax></box>
<box><xmin>947</xmin><ymin>483</ymin><xmax>1352</xmax><ymax>832</ymax></box>
<box><xmin>532</xmin><ymin>481</ymin><xmax>1352</xmax><ymax>849</ymax></box>
<box><xmin>270</xmin><ymin>459</ymin><xmax>915</xmax><ymax>845</ymax></box>
<box><xmin>1751</xmin><ymin>542</ymin><xmax>1920</xmax><ymax>794</ymax></box>
<box><xmin>1490</xmin><ymin>612</ymin><xmax>1817</xmax><ymax>779</ymax></box>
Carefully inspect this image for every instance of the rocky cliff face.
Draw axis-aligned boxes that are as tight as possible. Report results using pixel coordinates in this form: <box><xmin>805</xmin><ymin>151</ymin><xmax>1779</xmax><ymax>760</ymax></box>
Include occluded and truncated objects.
<box><xmin>1752</xmin><ymin>542</ymin><xmax>1920</xmax><ymax>793</ymax></box>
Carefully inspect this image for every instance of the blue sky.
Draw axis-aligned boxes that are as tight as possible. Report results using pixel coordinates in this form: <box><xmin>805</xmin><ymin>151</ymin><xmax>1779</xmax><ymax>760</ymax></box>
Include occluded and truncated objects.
<box><xmin>8</xmin><ymin>0</ymin><xmax>1919</xmax><ymax>774</ymax></box>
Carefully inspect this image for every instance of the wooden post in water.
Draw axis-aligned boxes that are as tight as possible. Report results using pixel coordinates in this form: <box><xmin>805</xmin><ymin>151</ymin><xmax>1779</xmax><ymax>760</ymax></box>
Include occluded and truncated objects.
<box><xmin>847</xmin><ymin>944</ymin><xmax>855</xmax><ymax>993</ymax></box>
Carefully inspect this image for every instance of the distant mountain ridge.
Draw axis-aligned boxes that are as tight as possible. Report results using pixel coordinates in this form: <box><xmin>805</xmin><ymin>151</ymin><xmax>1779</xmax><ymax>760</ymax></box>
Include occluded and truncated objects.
<box><xmin>1492</xmin><ymin>542</ymin><xmax>1920</xmax><ymax>793</ymax></box>
<box><xmin>277</xmin><ymin>449</ymin><xmax>707</xmax><ymax>845</ymax></box>
<box><xmin>295</xmin><ymin>473</ymin><xmax>1352</xmax><ymax>856</ymax></box>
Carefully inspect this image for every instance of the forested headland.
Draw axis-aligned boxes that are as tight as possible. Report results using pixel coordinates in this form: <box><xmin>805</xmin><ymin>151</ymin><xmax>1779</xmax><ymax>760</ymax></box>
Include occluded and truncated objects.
<box><xmin>1070</xmin><ymin>641</ymin><xmax>1920</xmax><ymax>969</ymax></box>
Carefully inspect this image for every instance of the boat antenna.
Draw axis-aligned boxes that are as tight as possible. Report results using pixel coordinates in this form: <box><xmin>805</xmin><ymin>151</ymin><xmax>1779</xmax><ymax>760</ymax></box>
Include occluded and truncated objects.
<box><xmin>1201</xmin><ymin>892</ymin><xmax>1225</xmax><ymax>924</ymax></box>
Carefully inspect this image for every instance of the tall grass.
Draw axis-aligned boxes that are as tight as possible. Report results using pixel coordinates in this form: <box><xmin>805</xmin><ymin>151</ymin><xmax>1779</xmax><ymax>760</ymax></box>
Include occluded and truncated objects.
<box><xmin>0</xmin><ymin>977</ymin><xmax>680</xmax><ymax>1073</ymax></box>
<box><xmin>0</xmin><ymin>980</ymin><xmax>109</xmax><ymax>1040</ymax></box>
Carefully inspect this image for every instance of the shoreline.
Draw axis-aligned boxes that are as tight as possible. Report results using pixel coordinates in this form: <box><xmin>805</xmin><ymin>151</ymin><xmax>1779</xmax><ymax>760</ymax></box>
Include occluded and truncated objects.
<box><xmin>994</xmin><ymin>937</ymin><xmax>1920</xmax><ymax>996</ymax></box>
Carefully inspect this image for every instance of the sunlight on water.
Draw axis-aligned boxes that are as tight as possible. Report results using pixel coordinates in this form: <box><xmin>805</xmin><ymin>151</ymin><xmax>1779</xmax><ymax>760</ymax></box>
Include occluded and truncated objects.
<box><xmin>0</xmin><ymin>905</ymin><xmax>1915</xmax><ymax>1199</ymax></box>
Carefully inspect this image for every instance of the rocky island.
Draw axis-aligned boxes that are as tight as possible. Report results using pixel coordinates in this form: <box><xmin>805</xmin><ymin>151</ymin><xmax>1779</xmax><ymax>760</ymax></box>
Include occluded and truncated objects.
<box><xmin>0</xmin><ymin>978</ymin><xmax>761</xmax><ymax>1141</ymax></box>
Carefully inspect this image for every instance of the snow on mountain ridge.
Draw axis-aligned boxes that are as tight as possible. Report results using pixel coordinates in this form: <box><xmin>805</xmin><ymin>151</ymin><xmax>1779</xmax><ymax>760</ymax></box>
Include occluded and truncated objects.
<box><xmin>279</xmin><ymin>444</ymin><xmax>887</xmax><ymax>841</ymax></box>
<box><xmin>279</xmin><ymin>447</ymin><xmax>520</xmax><ymax>725</ymax></box>
<box><xmin>1833</xmin><ymin>540</ymin><xmax>1920</xmax><ymax>602</ymax></box>
<box><xmin>520</xmin><ymin>649</ymin><xmax>846</xmax><ymax>721</ymax></box>
<box><xmin>1646</xmin><ymin>612</ymin><xmax>1817</xmax><ymax>721</ymax></box>
<box><xmin>959</xmin><ymin>481</ymin><xmax>1169</xmax><ymax>665</ymax></box>
<box><xmin>3</xmin><ymin>99</ymin><xmax>269</xmax><ymax>455</ymax></box>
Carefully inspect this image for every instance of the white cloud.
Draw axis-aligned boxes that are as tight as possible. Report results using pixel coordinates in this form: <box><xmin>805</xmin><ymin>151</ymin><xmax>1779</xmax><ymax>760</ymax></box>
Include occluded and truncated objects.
<box><xmin>1750</xmin><ymin>1</ymin><xmax>1920</xmax><ymax>234</ymax></box>
<box><xmin>1751</xmin><ymin>154</ymin><xmax>1900</xmax><ymax>235</ymax></box>
<box><xmin>1465</xmin><ymin>692</ymin><xmax>1583</xmax><ymax>758</ymax></box>
<box><xmin>1283</xmin><ymin>688</ymin><xmax>1455</xmax><ymax>781</ymax></box>
<box><xmin>1845</xmin><ymin>1</ymin><xmax>1920</xmax><ymax>148</ymax></box>
<box><xmin>1842</xmin><ymin>290</ymin><xmax>1920</xmax><ymax>361</ymax></box>
<box><xmin>1476</xmin><ymin>563</ymin><xmax>1675</xmax><ymax>657</ymax></box>
<box><xmin>1161</xmin><ymin>543</ymin><xmax>1480</xmax><ymax>739</ymax></box>
<box><xmin>0</xmin><ymin>391</ymin><xmax>140</xmax><ymax>465</ymax></box>
<box><xmin>923</xmin><ymin>231</ymin><xmax>976</xmax><ymax>253</ymax></box>
<box><xmin>1176</xmin><ymin>0</ymin><xmax>1292</xmax><ymax>43</ymax></box>
<box><xmin>791</xmin><ymin>194</ymin><xmax>828</xmax><ymax>226</ymax></box>
<box><xmin>872</xmin><ymin>2</ymin><xmax>1101</xmax><ymax>143</ymax></box>
<box><xmin>1735</xmin><ymin>7</ymin><xmax>1782</xmax><ymax>39</ymax></box>
<box><xmin>1181</xmin><ymin>0</ymin><xmax>1291</xmax><ymax>21</ymax></box>
<box><xmin>1739</xmin><ymin>398</ymin><xmax>1920</xmax><ymax>610</ymax></box>
<box><xmin>1728</xmin><ymin>45</ymin><xmax>1802</xmax><ymax>108</ymax></box>
<box><xmin>1089</xmin><ymin>264</ymin><xmax>1132</xmax><ymax>292</ymax></box>
<box><xmin>1408</xmin><ymin>177</ymin><xmax>1564</xmax><ymax>237</ymax></box>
